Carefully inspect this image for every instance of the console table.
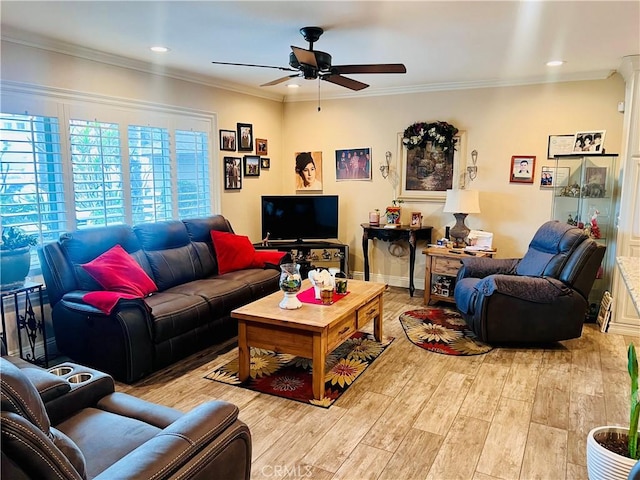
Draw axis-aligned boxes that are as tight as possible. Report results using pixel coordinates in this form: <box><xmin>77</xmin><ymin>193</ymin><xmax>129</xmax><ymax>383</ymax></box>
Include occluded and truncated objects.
<box><xmin>0</xmin><ymin>281</ymin><xmax>49</xmax><ymax>366</ymax></box>
<box><xmin>361</xmin><ymin>223</ymin><xmax>433</xmax><ymax>297</ymax></box>
<box><xmin>255</xmin><ymin>240</ymin><xmax>349</xmax><ymax>279</ymax></box>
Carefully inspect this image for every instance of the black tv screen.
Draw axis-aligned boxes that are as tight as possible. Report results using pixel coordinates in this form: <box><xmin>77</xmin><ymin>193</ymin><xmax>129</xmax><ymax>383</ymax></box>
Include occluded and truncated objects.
<box><xmin>261</xmin><ymin>195</ymin><xmax>339</xmax><ymax>242</ymax></box>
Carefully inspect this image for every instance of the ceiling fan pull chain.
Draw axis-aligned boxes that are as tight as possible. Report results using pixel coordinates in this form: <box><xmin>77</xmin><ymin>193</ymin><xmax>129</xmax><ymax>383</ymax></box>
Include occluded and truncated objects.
<box><xmin>318</xmin><ymin>79</ymin><xmax>321</xmax><ymax>112</ymax></box>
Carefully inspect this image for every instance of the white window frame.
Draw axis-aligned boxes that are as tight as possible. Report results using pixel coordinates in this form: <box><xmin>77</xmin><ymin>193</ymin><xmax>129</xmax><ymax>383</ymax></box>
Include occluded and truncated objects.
<box><xmin>1</xmin><ymin>83</ymin><xmax>220</xmax><ymax>274</ymax></box>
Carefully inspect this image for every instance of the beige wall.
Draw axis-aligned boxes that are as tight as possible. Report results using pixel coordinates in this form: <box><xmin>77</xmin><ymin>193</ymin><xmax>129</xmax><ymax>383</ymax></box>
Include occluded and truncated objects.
<box><xmin>283</xmin><ymin>78</ymin><xmax>625</xmax><ymax>283</ymax></box>
<box><xmin>1</xmin><ymin>41</ymin><xmax>626</xmax><ymax>288</ymax></box>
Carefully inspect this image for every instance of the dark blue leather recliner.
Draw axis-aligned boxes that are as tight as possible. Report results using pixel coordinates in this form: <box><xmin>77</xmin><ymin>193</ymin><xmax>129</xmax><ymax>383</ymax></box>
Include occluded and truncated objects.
<box><xmin>453</xmin><ymin>221</ymin><xmax>606</xmax><ymax>343</ymax></box>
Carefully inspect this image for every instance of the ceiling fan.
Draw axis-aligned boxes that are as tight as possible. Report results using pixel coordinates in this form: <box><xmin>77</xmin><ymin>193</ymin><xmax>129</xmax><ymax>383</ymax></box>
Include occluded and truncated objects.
<box><xmin>211</xmin><ymin>26</ymin><xmax>406</xmax><ymax>91</ymax></box>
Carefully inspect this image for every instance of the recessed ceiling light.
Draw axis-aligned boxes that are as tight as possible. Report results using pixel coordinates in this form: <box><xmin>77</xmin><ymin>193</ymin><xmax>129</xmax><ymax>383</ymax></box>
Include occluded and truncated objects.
<box><xmin>546</xmin><ymin>60</ymin><xmax>565</xmax><ymax>67</ymax></box>
<box><xmin>287</xmin><ymin>84</ymin><xmax>300</xmax><ymax>89</ymax></box>
<box><xmin>150</xmin><ymin>46</ymin><xmax>170</xmax><ymax>53</ymax></box>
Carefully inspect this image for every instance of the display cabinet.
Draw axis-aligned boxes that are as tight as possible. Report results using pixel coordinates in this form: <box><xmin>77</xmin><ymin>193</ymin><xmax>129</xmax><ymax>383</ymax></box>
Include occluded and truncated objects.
<box><xmin>552</xmin><ymin>153</ymin><xmax>618</xmax><ymax>314</ymax></box>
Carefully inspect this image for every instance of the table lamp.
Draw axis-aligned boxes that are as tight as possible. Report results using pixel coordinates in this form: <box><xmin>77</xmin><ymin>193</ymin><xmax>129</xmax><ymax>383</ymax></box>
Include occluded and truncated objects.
<box><xmin>443</xmin><ymin>189</ymin><xmax>481</xmax><ymax>247</ymax></box>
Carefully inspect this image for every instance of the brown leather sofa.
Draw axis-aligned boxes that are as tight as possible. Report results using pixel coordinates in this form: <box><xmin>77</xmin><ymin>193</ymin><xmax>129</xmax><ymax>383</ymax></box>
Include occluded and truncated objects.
<box><xmin>38</xmin><ymin>215</ymin><xmax>284</xmax><ymax>383</ymax></box>
<box><xmin>1</xmin><ymin>356</ymin><xmax>252</xmax><ymax>479</ymax></box>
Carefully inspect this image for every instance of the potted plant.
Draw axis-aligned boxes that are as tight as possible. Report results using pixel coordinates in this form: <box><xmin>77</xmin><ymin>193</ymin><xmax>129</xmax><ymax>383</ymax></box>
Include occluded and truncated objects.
<box><xmin>586</xmin><ymin>343</ymin><xmax>639</xmax><ymax>480</ymax></box>
<box><xmin>1</xmin><ymin>226</ymin><xmax>38</xmax><ymax>290</ymax></box>
<box><xmin>385</xmin><ymin>199</ymin><xmax>403</xmax><ymax>225</ymax></box>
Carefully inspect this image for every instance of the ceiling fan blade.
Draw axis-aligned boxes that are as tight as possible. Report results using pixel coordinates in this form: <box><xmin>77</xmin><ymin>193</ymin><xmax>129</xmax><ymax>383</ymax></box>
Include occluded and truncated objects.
<box><xmin>322</xmin><ymin>74</ymin><xmax>369</xmax><ymax>91</ymax></box>
<box><xmin>291</xmin><ymin>46</ymin><xmax>318</xmax><ymax>69</ymax></box>
<box><xmin>260</xmin><ymin>74</ymin><xmax>301</xmax><ymax>87</ymax></box>
<box><xmin>333</xmin><ymin>64</ymin><xmax>407</xmax><ymax>75</ymax></box>
<box><xmin>211</xmin><ymin>60</ymin><xmax>297</xmax><ymax>72</ymax></box>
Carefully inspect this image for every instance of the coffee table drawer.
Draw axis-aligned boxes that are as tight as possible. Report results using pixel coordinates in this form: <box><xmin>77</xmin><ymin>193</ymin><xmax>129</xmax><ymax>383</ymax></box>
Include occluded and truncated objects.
<box><xmin>328</xmin><ymin>313</ymin><xmax>356</xmax><ymax>350</ymax></box>
<box><xmin>357</xmin><ymin>297</ymin><xmax>380</xmax><ymax>329</ymax></box>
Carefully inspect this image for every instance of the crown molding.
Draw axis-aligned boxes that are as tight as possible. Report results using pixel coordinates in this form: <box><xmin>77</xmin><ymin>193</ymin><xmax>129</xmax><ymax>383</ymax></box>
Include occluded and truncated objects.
<box><xmin>1</xmin><ymin>30</ymin><xmax>286</xmax><ymax>103</ymax></box>
<box><xmin>284</xmin><ymin>70</ymin><xmax>617</xmax><ymax>103</ymax></box>
<box><xmin>1</xmin><ymin>27</ymin><xmax>617</xmax><ymax>105</ymax></box>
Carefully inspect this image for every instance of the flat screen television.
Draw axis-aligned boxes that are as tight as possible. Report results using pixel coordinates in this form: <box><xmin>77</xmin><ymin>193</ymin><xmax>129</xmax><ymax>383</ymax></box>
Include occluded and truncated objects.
<box><xmin>261</xmin><ymin>195</ymin><xmax>339</xmax><ymax>242</ymax></box>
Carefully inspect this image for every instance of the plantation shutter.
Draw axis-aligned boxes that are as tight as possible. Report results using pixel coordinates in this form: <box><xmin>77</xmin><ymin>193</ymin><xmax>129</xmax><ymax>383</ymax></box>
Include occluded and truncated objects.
<box><xmin>69</xmin><ymin>119</ymin><xmax>125</xmax><ymax>227</ymax></box>
<box><xmin>128</xmin><ymin>125</ymin><xmax>172</xmax><ymax>223</ymax></box>
<box><xmin>175</xmin><ymin>129</ymin><xmax>211</xmax><ymax>219</ymax></box>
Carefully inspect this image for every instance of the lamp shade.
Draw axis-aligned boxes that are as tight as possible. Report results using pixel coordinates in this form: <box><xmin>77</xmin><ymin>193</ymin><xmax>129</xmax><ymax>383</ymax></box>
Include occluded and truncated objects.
<box><xmin>443</xmin><ymin>189</ymin><xmax>481</xmax><ymax>214</ymax></box>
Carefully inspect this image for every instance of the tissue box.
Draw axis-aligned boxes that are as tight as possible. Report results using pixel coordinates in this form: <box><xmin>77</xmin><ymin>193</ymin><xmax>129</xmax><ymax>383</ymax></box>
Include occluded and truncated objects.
<box><xmin>467</xmin><ymin>230</ymin><xmax>493</xmax><ymax>250</ymax></box>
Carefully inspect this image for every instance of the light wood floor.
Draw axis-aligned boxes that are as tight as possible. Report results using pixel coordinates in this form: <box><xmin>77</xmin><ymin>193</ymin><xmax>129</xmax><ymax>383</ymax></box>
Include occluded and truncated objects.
<box><xmin>117</xmin><ymin>287</ymin><xmax>637</xmax><ymax>480</ymax></box>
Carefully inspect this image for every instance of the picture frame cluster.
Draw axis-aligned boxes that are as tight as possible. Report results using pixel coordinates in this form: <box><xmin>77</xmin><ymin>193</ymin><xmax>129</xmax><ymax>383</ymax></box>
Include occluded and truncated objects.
<box><xmin>221</xmin><ymin>123</ymin><xmax>270</xmax><ymax>190</ymax></box>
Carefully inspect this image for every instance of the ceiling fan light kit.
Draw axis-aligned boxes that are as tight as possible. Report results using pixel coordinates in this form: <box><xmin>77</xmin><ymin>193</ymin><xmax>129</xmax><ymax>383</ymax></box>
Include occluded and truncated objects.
<box><xmin>212</xmin><ymin>26</ymin><xmax>406</xmax><ymax>92</ymax></box>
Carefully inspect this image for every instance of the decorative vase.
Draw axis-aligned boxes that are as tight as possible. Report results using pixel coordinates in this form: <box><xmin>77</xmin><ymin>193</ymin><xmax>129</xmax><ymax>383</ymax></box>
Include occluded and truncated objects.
<box><xmin>279</xmin><ymin>263</ymin><xmax>302</xmax><ymax>310</ymax></box>
<box><xmin>0</xmin><ymin>246</ymin><xmax>31</xmax><ymax>291</ymax></box>
<box><xmin>385</xmin><ymin>206</ymin><xmax>401</xmax><ymax>224</ymax></box>
<box><xmin>586</xmin><ymin>426</ymin><xmax>638</xmax><ymax>480</ymax></box>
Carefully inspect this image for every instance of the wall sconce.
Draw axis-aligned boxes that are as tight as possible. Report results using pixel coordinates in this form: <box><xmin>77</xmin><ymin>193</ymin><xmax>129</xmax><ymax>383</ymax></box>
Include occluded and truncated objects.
<box><xmin>380</xmin><ymin>151</ymin><xmax>391</xmax><ymax>178</ymax></box>
<box><xmin>467</xmin><ymin>149</ymin><xmax>478</xmax><ymax>182</ymax></box>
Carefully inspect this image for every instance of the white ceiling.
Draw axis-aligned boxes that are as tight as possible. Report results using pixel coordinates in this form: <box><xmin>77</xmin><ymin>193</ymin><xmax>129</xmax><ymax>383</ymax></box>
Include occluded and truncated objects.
<box><xmin>1</xmin><ymin>1</ymin><xmax>639</xmax><ymax>101</ymax></box>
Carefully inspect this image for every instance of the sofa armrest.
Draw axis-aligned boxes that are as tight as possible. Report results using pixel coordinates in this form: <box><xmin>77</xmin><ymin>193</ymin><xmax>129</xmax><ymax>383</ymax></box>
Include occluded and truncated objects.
<box><xmin>477</xmin><ymin>274</ymin><xmax>573</xmax><ymax>303</ymax></box>
<box><xmin>52</xmin><ymin>295</ymin><xmax>155</xmax><ymax>383</ymax></box>
<box><xmin>96</xmin><ymin>392</ymin><xmax>183</xmax><ymax>429</ymax></box>
<box><xmin>1</xmin><ymin>356</ymin><xmax>72</xmax><ymax>402</ymax></box>
<box><xmin>45</xmin><ymin>363</ymin><xmax>115</xmax><ymax>425</ymax></box>
<box><xmin>95</xmin><ymin>401</ymin><xmax>251</xmax><ymax>480</ymax></box>
<box><xmin>457</xmin><ymin>257</ymin><xmax>520</xmax><ymax>280</ymax></box>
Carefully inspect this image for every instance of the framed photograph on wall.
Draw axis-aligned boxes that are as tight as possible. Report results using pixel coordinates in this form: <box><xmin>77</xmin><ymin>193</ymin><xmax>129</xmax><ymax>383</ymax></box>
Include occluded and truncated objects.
<box><xmin>256</xmin><ymin>138</ymin><xmax>268</xmax><ymax>155</ymax></box>
<box><xmin>220</xmin><ymin>130</ymin><xmax>236</xmax><ymax>152</ymax></box>
<box><xmin>295</xmin><ymin>151</ymin><xmax>323</xmax><ymax>191</ymax></box>
<box><xmin>397</xmin><ymin>131</ymin><xmax>466</xmax><ymax>202</ymax></box>
<box><xmin>573</xmin><ymin>130</ymin><xmax>605</xmax><ymax>153</ymax></box>
<box><xmin>541</xmin><ymin>166</ymin><xmax>570</xmax><ymax>189</ymax></box>
<box><xmin>510</xmin><ymin>155</ymin><xmax>536</xmax><ymax>184</ymax></box>
<box><xmin>237</xmin><ymin>123</ymin><xmax>253</xmax><ymax>152</ymax></box>
<box><xmin>335</xmin><ymin>147</ymin><xmax>372</xmax><ymax>181</ymax></box>
<box><xmin>261</xmin><ymin>157</ymin><xmax>270</xmax><ymax>169</ymax></box>
<box><xmin>223</xmin><ymin>157</ymin><xmax>241</xmax><ymax>190</ymax></box>
<box><xmin>547</xmin><ymin>134</ymin><xmax>574</xmax><ymax>159</ymax></box>
<box><xmin>243</xmin><ymin>155</ymin><xmax>260</xmax><ymax>176</ymax></box>
<box><xmin>541</xmin><ymin>166</ymin><xmax>554</xmax><ymax>188</ymax></box>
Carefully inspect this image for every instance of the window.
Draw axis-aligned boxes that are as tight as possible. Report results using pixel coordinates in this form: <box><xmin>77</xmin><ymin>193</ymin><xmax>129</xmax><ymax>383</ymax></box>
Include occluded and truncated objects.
<box><xmin>1</xmin><ymin>94</ymin><xmax>216</xmax><ymax>275</ymax></box>
<box><xmin>128</xmin><ymin>125</ymin><xmax>172</xmax><ymax>223</ymax></box>
<box><xmin>176</xmin><ymin>130</ymin><xmax>210</xmax><ymax>219</ymax></box>
<box><xmin>0</xmin><ymin>113</ymin><xmax>66</xmax><ymax>252</ymax></box>
<box><xmin>70</xmin><ymin>119</ymin><xmax>124</xmax><ymax>227</ymax></box>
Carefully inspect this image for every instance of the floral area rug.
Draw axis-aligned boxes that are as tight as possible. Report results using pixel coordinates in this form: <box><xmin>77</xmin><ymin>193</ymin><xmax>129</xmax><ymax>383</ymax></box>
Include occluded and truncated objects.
<box><xmin>204</xmin><ymin>332</ymin><xmax>394</xmax><ymax>408</ymax></box>
<box><xmin>399</xmin><ymin>308</ymin><xmax>493</xmax><ymax>356</ymax></box>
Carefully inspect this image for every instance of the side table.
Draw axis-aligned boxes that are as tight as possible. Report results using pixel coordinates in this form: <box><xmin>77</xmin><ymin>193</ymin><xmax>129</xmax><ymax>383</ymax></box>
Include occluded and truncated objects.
<box><xmin>423</xmin><ymin>247</ymin><xmax>495</xmax><ymax>305</ymax></box>
<box><xmin>0</xmin><ymin>281</ymin><xmax>49</xmax><ymax>366</ymax></box>
<box><xmin>361</xmin><ymin>223</ymin><xmax>433</xmax><ymax>297</ymax></box>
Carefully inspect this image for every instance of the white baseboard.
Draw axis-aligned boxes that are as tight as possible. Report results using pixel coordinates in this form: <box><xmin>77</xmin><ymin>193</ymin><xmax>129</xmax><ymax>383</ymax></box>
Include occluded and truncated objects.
<box><xmin>351</xmin><ymin>271</ymin><xmax>425</xmax><ymax>292</ymax></box>
<box><xmin>607</xmin><ymin>322</ymin><xmax>640</xmax><ymax>337</ymax></box>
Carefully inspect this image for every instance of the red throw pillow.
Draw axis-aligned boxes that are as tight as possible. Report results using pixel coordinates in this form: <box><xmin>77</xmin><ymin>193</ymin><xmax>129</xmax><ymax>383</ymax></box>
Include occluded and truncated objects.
<box><xmin>81</xmin><ymin>244</ymin><xmax>157</xmax><ymax>296</ymax></box>
<box><xmin>251</xmin><ymin>250</ymin><xmax>287</xmax><ymax>268</ymax></box>
<box><xmin>211</xmin><ymin>230</ymin><xmax>256</xmax><ymax>274</ymax></box>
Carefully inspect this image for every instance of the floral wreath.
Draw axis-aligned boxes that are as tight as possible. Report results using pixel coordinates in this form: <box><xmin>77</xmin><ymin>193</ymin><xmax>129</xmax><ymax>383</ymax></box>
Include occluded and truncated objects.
<box><xmin>402</xmin><ymin>121</ymin><xmax>459</xmax><ymax>151</ymax></box>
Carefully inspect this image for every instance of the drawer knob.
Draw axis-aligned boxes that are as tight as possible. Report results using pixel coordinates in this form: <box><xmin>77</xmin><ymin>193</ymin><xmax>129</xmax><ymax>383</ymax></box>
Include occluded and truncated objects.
<box><xmin>339</xmin><ymin>326</ymin><xmax>350</xmax><ymax>335</ymax></box>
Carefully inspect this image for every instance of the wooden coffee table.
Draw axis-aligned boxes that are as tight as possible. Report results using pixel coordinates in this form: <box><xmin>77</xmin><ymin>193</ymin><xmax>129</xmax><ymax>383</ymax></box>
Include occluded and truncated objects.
<box><xmin>231</xmin><ymin>278</ymin><xmax>386</xmax><ymax>400</ymax></box>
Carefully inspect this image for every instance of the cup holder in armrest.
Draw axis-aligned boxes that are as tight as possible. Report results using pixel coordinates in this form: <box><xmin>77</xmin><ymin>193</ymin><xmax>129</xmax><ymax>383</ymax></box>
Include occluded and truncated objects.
<box><xmin>67</xmin><ymin>373</ymin><xmax>93</xmax><ymax>384</ymax></box>
<box><xmin>48</xmin><ymin>366</ymin><xmax>74</xmax><ymax>376</ymax></box>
